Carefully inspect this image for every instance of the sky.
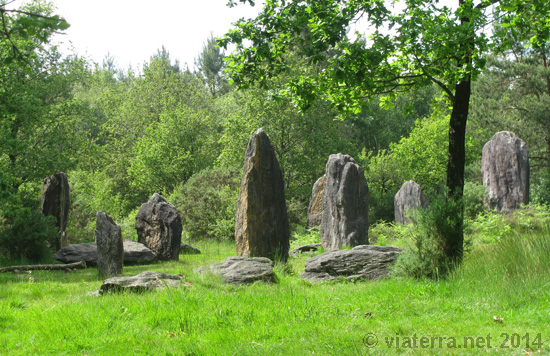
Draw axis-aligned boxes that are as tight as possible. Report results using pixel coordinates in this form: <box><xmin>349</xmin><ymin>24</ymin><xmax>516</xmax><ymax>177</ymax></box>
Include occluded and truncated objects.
<box><xmin>50</xmin><ymin>0</ymin><xmax>262</xmax><ymax>71</ymax></box>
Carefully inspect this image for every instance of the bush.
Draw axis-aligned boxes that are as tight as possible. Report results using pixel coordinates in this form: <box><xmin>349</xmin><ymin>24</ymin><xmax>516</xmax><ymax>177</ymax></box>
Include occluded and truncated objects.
<box><xmin>531</xmin><ymin>166</ymin><xmax>550</xmax><ymax>205</ymax></box>
<box><xmin>67</xmin><ymin>169</ymin><xmax>130</xmax><ymax>243</ymax></box>
<box><xmin>0</xmin><ymin>206</ymin><xmax>58</xmax><ymax>263</ymax></box>
<box><xmin>358</xmin><ymin>149</ymin><xmax>402</xmax><ymax>223</ymax></box>
<box><xmin>466</xmin><ymin>203</ymin><xmax>550</xmax><ymax>243</ymax></box>
<box><xmin>392</xmin><ymin>194</ymin><xmax>465</xmax><ymax>279</ymax></box>
<box><xmin>463</xmin><ymin>180</ymin><xmax>485</xmax><ymax>219</ymax></box>
<box><xmin>169</xmin><ymin>166</ymin><xmax>240</xmax><ymax>241</ymax></box>
<box><xmin>289</xmin><ymin>225</ymin><xmax>321</xmax><ymax>251</ymax></box>
<box><xmin>368</xmin><ymin>221</ymin><xmax>409</xmax><ymax>246</ymax></box>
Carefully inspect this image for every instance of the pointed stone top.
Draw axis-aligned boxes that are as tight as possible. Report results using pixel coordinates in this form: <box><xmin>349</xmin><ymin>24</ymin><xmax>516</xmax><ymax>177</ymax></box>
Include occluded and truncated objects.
<box><xmin>253</xmin><ymin>128</ymin><xmax>266</xmax><ymax>136</ymax></box>
<box><xmin>96</xmin><ymin>210</ymin><xmax>116</xmax><ymax>225</ymax></box>
<box><xmin>149</xmin><ymin>193</ymin><xmax>167</xmax><ymax>204</ymax></box>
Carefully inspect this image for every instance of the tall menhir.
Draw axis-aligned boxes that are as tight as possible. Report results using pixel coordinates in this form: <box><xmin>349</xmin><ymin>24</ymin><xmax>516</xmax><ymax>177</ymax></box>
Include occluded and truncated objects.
<box><xmin>235</xmin><ymin>128</ymin><xmax>290</xmax><ymax>261</ymax></box>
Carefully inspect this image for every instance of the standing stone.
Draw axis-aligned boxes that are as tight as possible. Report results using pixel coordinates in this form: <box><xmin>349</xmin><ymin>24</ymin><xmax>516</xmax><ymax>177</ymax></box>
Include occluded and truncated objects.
<box><xmin>321</xmin><ymin>153</ymin><xmax>369</xmax><ymax>250</ymax></box>
<box><xmin>394</xmin><ymin>180</ymin><xmax>429</xmax><ymax>224</ymax></box>
<box><xmin>41</xmin><ymin>172</ymin><xmax>70</xmax><ymax>250</ymax></box>
<box><xmin>96</xmin><ymin>211</ymin><xmax>123</xmax><ymax>278</ymax></box>
<box><xmin>482</xmin><ymin>131</ymin><xmax>529</xmax><ymax>212</ymax></box>
<box><xmin>307</xmin><ymin>175</ymin><xmax>326</xmax><ymax>228</ymax></box>
<box><xmin>235</xmin><ymin>128</ymin><xmax>290</xmax><ymax>261</ymax></box>
<box><xmin>135</xmin><ymin>193</ymin><xmax>182</xmax><ymax>261</ymax></box>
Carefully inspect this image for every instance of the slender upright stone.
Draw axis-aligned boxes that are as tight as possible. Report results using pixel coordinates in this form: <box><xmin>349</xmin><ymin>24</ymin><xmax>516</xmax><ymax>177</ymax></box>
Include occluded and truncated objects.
<box><xmin>321</xmin><ymin>153</ymin><xmax>369</xmax><ymax>250</ymax></box>
<box><xmin>482</xmin><ymin>131</ymin><xmax>529</xmax><ymax>212</ymax></box>
<box><xmin>96</xmin><ymin>211</ymin><xmax>123</xmax><ymax>278</ymax></box>
<box><xmin>136</xmin><ymin>194</ymin><xmax>182</xmax><ymax>261</ymax></box>
<box><xmin>41</xmin><ymin>172</ymin><xmax>70</xmax><ymax>250</ymax></box>
<box><xmin>394</xmin><ymin>180</ymin><xmax>429</xmax><ymax>224</ymax></box>
<box><xmin>235</xmin><ymin>128</ymin><xmax>290</xmax><ymax>261</ymax></box>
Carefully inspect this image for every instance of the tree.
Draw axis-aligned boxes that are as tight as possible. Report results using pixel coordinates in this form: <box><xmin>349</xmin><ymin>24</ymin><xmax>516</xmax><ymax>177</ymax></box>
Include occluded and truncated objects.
<box><xmin>195</xmin><ymin>34</ymin><xmax>229</xmax><ymax>97</ymax></box>
<box><xmin>216</xmin><ymin>65</ymin><xmax>358</xmax><ymax>202</ymax></box>
<box><xmin>0</xmin><ymin>0</ymin><xmax>69</xmax><ymax>64</ymax></box>
<box><xmin>220</xmin><ymin>0</ymin><xmax>549</xmax><ymax>267</ymax></box>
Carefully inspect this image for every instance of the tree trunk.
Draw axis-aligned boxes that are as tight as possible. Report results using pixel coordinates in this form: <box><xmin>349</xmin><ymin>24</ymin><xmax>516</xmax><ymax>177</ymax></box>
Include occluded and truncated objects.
<box><xmin>443</xmin><ymin>0</ymin><xmax>473</xmax><ymax>266</ymax></box>
<box><xmin>445</xmin><ymin>78</ymin><xmax>470</xmax><ymax>265</ymax></box>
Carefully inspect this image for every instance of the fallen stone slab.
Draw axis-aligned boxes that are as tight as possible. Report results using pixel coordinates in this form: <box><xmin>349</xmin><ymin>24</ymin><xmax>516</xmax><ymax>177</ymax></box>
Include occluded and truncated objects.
<box><xmin>180</xmin><ymin>243</ymin><xmax>201</xmax><ymax>255</ymax></box>
<box><xmin>0</xmin><ymin>261</ymin><xmax>86</xmax><ymax>273</ymax></box>
<box><xmin>194</xmin><ymin>256</ymin><xmax>275</xmax><ymax>285</ymax></box>
<box><xmin>53</xmin><ymin>240</ymin><xmax>157</xmax><ymax>266</ymax></box>
<box><xmin>96</xmin><ymin>271</ymin><xmax>183</xmax><ymax>295</ymax></box>
<box><xmin>301</xmin><ymin>245</ymin><xmax>403</xmax><ymax>282</ymax></box>
<box><xmin>290</xmin><ymin>243</ymin><xmax>322</xmax><ymax>256</ymax></box>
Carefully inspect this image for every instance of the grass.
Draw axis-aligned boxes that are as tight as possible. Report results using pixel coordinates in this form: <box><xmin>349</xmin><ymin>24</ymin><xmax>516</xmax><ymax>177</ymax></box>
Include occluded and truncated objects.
<box><xmin>0</xmin><ymin>235</ymin><xmax>549</xmax><ymax>355</ymax></box>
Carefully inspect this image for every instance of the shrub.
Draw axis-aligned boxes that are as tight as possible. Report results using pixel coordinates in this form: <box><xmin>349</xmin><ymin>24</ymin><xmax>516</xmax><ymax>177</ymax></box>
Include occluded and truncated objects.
<box><xmin>392</xmin><ymin>194</ymin><xmax>465</xmax><ymax>279</ymax></box>
<box><xmin>169</xmin><ymin>166</ymin><xmax>240</xmax><ymax>241</ymax></box>
<box><xmin>368</xmin><ymin>221</ymin><xmax>409</xmax><ymax>246</ymax></box>
<box><xmin>67</xmin><ymin>169</ymin><xmax>130</xmax><ymax>243</ymax></box>
<box><xmin>531</xmin><ymin>166</ymin><xmax>550</xmax><ymax>205</ymax></box>
<box><xmin>358</xmin><ymin>149</ymin><xmax>402</xmax><ymax>223</ymax></box>
<box><xmin>466</xmin><ymin>203</ymin><xmax>550</xmax><ymax>243</ymax></box>
<box><xmin>0</xmin><ymin>206</ymin><xmax>58</xmax><ymax>263</ymax></box>
<box><xmin>289</xmin><ymin>225</ymin><xmax>321</xmax><ymax>251</ymax></box>
<box><xmin>463</xmin><ymin>180</ymin><xmax>485</xmax><ymax>219</ymax></box>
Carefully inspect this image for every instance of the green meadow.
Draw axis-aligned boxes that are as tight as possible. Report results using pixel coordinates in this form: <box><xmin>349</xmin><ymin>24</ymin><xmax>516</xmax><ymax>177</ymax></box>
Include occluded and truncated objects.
<box><xmin>1</xmin><ymin>226</ymin><xmax>549</xmax><ymax>356</ymax></box>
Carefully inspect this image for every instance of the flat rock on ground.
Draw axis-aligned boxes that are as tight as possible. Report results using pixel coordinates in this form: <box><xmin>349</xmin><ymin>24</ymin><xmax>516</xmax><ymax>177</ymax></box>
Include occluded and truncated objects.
<box><xmin>194</xmin><ymin>256</ymin><xmax>275</xmax><ymax>285</ymax></box>
<box><xmin>53</xmin><ymin>240</ymin><xmax>157</xmax><ymax>266</ymax></box>
<box><xmin>290</xmin><ymin>243</ymin><xmax>322</xmax><ymax>256</ymax></box>
<box><xmin>96</xmin><ymin>271</ymin><xmax>183</xmax><ymax>295</ymax></box>
<box><xmin>180</xmin><ymin>243</ymin><xmax>201</xmax><ymax>255</ymax></box>
<box><xmin>301</xmin><ymin>245</ymin><xmax>403</xmax><ymax>282</ymax></box>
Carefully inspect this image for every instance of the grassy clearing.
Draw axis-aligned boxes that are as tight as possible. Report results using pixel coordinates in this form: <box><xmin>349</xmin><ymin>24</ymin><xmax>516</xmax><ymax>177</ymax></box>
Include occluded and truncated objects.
<box><xmin>1</xmin><ymin>235</ymin><xmax>549</xmax><ymax>355</ymax></box>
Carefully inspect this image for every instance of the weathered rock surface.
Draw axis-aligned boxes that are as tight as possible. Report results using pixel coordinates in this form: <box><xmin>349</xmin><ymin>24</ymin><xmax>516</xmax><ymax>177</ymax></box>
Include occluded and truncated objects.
<box><xmin>96</xmin><ymin>211</ymin><xmax>123</xmax><ymax>277</ymax></box>
<box><xmin>482</xmin><ymin>131</ymin><xmax>529</xmax><ymax>212</ymax></box>
<box><xmin>301</xmin><ymin>245</ymin><xmax>403</xmax><ymax>282</ymax></box>
<box><xmin>97</xmin><ymin>271</ymin><xmax>183</xmax><ymax>295</ymax></box>
<box><xmin>235</xmin><ymin>128</ymin><xmax>290</xmax><ymax>261</ymax></box>
<box><xmin>41</xmin><ymin>172</ymin><xmax>70</xmax><ymax>250</ymax></box>
<box><xmin>307</xmin><ymin>175</ymin><xmax>326</xmax><ymax>228</ymax></box>
<box><xmin>136</xmin><ymin>193</ymin><xmax>182</xmax><ymax>261</ymax></box>
<box><xmin>194</xmin><ymin>257</ymin><xmax>275</xmax><ymax>285</ymax></box>
<box><xmin>180</xmin><ymin>243</ymin><xmax>201</xmax><ymax>255</ymax></box>
<box><xmin>290</xmin><ymin>243</ymin><xmax>323</xmax><ymax>256</ymax></box>
<box><xmin>321</xmin><ymin>153</ymin><xmax>369</xmax><ymax>250</ymax></box>
<box><xmin>53</xmin><ymin>240</ymin><xmax>157</xmax><ymax>266</ymax></box>
<box><xmin>394</xmin><ymin>180</ymin><xmax>429</xmax><ymax>224</ymax></box>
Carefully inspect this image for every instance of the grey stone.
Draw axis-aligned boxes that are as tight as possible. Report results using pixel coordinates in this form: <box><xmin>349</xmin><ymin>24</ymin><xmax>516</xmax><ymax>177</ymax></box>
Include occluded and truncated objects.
<box><xmin>96</xmin><ymin>211</ymin><xmax>123</xmax><ymax>277</ymax></box>
<box><xmin>41</xmin><ymin>172</ymin><xmax>70</xmax><ymax>250</ymax></box>
<box><xmin>482</xmin><ymin>131</ymin><xmax>529</xmax><ymax>212</ymax></box>
<box><xmin>307</xmin><ymin>175</ymin><xmax>326</xmax><ymax>228</ymax></box>
<box><xmin>194</xmin><ymin>256</ymin><xmax>275</xmax><ymax>285</ymax></box>
<box><xmin>290</xmin><ymin>243</ymin><xmax>322</xmax><ymax>256</ymax></box>
<box><xmin>321</xmin><ymin>153</ymin><xmax>369</xmax><ymax>250</ymax></box>
<box><xmin>52</xmin><ymin>240</ymin><xmax>157</xmax><ymax>266</ymax></box>
<box><xmin>98</xmin><ymin>271</ymin><xmax>182</xmax><ymax>295</ymax></box>
<box><xmin>123</xmin><ymin>240</ymin><xmax>158</xmax><ymax>264</ymax></box>
<box><xmin>301</xmin><ymin>245</ymin><xmax>403</xmax><ymax>282</ymax></box>
<box><xmin>180</xmin><ymin>243</ymin><xmax>201</xmax><ymax>255</ymax></box>
<box><xmin>136</xmin><ymin>193</ymin><xmax>182</xmax><ymax>261</ymax></box>
<box><xmin>235</xmin><ymin>128</ymin><xmax>290</xmax><ymax>261</ymax></box>
<box><xmin>394</xmin><ymin>180</ymin><xmax>429</xmax><ymax>224</ymax></box>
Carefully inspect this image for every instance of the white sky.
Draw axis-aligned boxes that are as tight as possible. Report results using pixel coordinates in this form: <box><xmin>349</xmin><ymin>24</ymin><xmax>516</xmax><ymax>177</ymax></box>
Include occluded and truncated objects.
<box><xmin>50</xmin><ymin>0</ymin><xmax>262</xmax><ymax>71</ymax></box>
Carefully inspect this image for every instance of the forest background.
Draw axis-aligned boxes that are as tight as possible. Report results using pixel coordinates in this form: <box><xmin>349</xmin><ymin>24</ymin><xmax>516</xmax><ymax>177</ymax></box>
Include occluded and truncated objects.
<box><xmin>1</xmin><ymin>0</ymin><xmax>550</xmax><ymax>265</ymax></box>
